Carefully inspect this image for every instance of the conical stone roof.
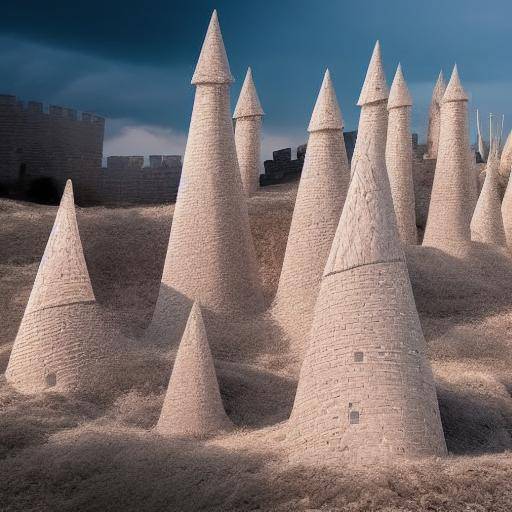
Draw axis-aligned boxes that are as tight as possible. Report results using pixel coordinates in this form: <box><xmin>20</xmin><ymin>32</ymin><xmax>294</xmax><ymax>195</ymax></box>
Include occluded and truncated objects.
<box><xmin>425</xmin><ymin>71</ymin><xmax>446</xmax><ymax>159</ymax></box>
<box><xmin>357</xmin><ymin>41</ymin><xmax>389</xmax><ymax>106</ymax></box>
<box><xmin>308</xmin><ymin>69</ymin><xmax>344</xmax><ymax>131</ymax></box>
<box><xmin>385</xmin><ymin>64</ymin><xmax>417</xmax><ymax>244</ymax></box>
<box><xmin>5</xmin><ymin>180</ymin><xmax>108</xmax><ymax>394</ymax></box>
<box><xmin>287</xmin><ymin>52</ymin><xmax>446</xmax><ymax>465</ymax></box>
<box><xmin>273</xmin><ymin>69</ymin><xmax>350</xmax><ymax>360</ymax></box>
<box><xmin>156</xmin><ymin>302</ymin><xmax>232</xmax><ymax>437</ymax></box>
<box><xmin>423</xmin><ymin>65</ymin><xmax>473</xmax><ymax>251</ymax></box>
<box><xmin>191</xmin><ymin>10</ymin><xmax>233</xmax><ymax>85</ymax></box>
<box><xmin>233</xmin><ymin>67</ymin><xmax>264</xmax><ymax>118</ymax></box>
<box><xmin>471</xmin><ymin>159</ymin><xmax>506</xmax><ymax>246</ymax></box>
<box><xmin>387</xmin><ymin>64</ymin><xmax>412</xmax><ymax>109</ymax></box>
<box><xmin>147</xmin><ymin>10</ymin><xmax>263</xmax><ymax>348</ymax></box>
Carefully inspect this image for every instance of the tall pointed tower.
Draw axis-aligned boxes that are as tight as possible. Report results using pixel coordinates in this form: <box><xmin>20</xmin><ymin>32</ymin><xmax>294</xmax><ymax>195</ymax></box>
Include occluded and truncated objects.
<box><xmin>156</xmin><ymin>302</ymin><xmax>232</xmax><ymax>437</ymax></box>
<box><xmin>385</xmin><ymin>64</ymin><xmax>417</xmax><ymax>244</ymax></box>
<box><xmin>423</xmin><ymin>65</ymin><xmax>473</xmax><ymax>252</ymax></box>
<box><xmin>424</xmin><ymin>71</ymin><xmax>446</xmax><ymax>159</ymax></box>
<box><xmin>350</xmin><ymin>41</ymin><xmax>389</xmax><ymax>177</ymax></box>
<box><xmin>147</xmin><ymin>11</ymin><xmax>264</xmax><ymax>345</ymax></box>
<box><xmin>272</xmin><ymin>70</ymin><xmax>350</xmax><ymax>360</ymax></box>
<box><xmin>233</xmin><ymin>67</ymin><xmax>264</xmax><ymax>196</ymax></box>
<box><xmin>471</xmin><ymin>157</ymin><xmax>506</xmax><ymax>246</ymax></box>
<box><xmin>287</xmin><ymin>45</ymin><xmax>446</xmax><ymax>466</ymax></box>
<box><xmin>6</xmin><ymin>181</ymin><xmax>107</xmax><ymax>393</ymax></box>
<box><xmin>501</xmin><ymin>133</ymin><xmax>512</xmax><ymax>246</ymax></box>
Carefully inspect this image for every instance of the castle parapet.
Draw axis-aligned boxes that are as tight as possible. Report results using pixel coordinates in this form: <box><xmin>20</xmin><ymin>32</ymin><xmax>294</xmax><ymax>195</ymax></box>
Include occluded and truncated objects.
<box><xmin>107</xmin><ymin>156</ymin><xmax>144</xmax><ymax>170</ymax></box>
<box><xmin>149</xmin><ymin>155</ymin><xmax>182</xmax><ymax>168</ymax></box>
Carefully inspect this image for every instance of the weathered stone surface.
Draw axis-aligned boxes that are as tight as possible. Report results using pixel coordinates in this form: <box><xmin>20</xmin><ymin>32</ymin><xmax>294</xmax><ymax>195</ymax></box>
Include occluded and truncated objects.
<box><xmin>386</xmin><ymin>64</ymin><xmax>417</xmax><ymax>244</ymax></box>
<box><xmin>234</xmin><ymin>68</ymin><xmax>264</xmax><ymax>196</ymax></box>
<box><xmin>5</xmin><ymin>180</ymin><xmax>108</xmax><ymax>394</ymax></box>
<box><xmin>287</xmin><ymin>44</ymin><xmax>446</xmax><ymax>466</ymax></box>
<box><xmin>156</xmin><ymin>302</ymin><xmax>232</xmax><ymax>437</ymax></box>
<box><xmin>500</xmin><ymin>130</ymin><xmax>512</xmax><ymax>180</ymax></box>
<box><xmin>423</xmin><ymin>66</ymin><xmax>474</xmax><ymax>253</ymax></box>
<box><xmin>146</xmin><ymin>11</ymin><xmax>264</xmax><ymax>347</ymax></box>
<box><xmin>272</xmin><ymin>70</ymin><xmax>350</xmax><ymax>359</ymax></box>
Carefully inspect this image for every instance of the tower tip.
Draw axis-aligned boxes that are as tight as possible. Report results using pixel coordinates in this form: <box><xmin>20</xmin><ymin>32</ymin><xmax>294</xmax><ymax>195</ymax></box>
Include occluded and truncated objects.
<box><xmin>443</xmin><ymin>64</ymin><xmax>468</xmax><ymax>103</ymax></box>
<box><xmin>308</xmin><ymin>69</ymin><xmax>344</xmax><ymax>132</ymax></box>
<box><xmin>191</xmin><ymin>10</ymin><xmax>233</xmax><ymax>85</ymax></box>
<box><xmin>233</xmin><ymin>66</ymin><xmax>264</xmax><ymax>118</ymax></box>
<box><xmin>357</xmin><ymin>41</ymin><xmax>389</xmax><ymax>106</ymax></box>
<box><xmin>387</xmin><ymin>63</ymin><xmax>412</xmax><ymax>110</ymax></box>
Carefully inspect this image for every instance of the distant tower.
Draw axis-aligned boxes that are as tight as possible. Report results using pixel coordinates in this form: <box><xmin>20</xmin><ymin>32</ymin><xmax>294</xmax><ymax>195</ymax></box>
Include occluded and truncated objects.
<box><xmin>272</xmin><ymin>69</ymin><xmax>350</xmax><ymax>360</ymax></box>
<box><xmin>156</xmin><ymin>302</ymin><xmax>232</xmax><ymax>437</ymax></box>
<box><xmin>6</xmin><ymin>181</ymin><xmax>108</xmax><ymax>393</ymax></box>
<box><xmin>500</xmin><ymin>130</ymin><xmax>512</xmax><ymax>180</ymax></box>
<box><xmin>476</xmin><ymin>110</ymin><xmax>488</xmax><ymax>162</ymax></box>
<box><xmin>423</xmin><ymin>65</ymin><xmax>473</xmax><ymax>252</ymax></box>
<box><xmin>471</xmin><ymin>156</ymin><xmax>506</xmax><ymax>246</ymax></box>
<box><xmin>350</xmin><ymin>41</ymin><xmax>389</xmax><ymax>177</ymax></box>
<box><xmin>234</xmin><ymin>67</ymin><xmax>264</xmax><ymax>196</ymax></box>
<box><xmin>424</xmin><ymin>71</ymin><xmax>446</xmax><ymax>159</ymax></box>
<box><xmin>287</xmin><ymin>43</ymin><xmax>447</xmax><ymax>466</ymax></box>
<box><xmin>146</xmin><ymin>11</ymin><xmax>264</xmax><ymax>347</ymax></box>
<box><xmin>386</xmin><ymin>64</ymin><xmax>417</xmax><ymax>244</ymax></box>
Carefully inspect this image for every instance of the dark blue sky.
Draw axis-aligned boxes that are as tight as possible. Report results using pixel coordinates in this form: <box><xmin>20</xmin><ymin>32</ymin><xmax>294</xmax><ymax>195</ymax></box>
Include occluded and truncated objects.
<box><xmin>0</xmin><ymin>1</ymin><xmax>510</xmax><ymax>157</ymax></box>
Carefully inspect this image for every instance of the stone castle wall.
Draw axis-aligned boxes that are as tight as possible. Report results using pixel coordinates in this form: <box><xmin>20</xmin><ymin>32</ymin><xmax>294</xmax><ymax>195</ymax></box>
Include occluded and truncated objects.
<box><xmin>0</xmin><ymin>95</ymin><xmax>181</xmax><ymax>205</ymax></box>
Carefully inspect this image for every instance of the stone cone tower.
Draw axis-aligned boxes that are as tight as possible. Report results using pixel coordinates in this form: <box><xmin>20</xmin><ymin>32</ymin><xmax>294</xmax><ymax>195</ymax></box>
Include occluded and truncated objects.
<box><xmin>350</xmin><ymin>41</ymin><xmax>389</xmax><ymax>177</ymax></box>
<box><xmin>6</xmin><ymin>180</ymin><xmax>107</xmax><ymax>394</ymax></box>
<box><xmin>272</xmin><ymin>69</ymin><xmax>350</xmax><ymax>359</ymax></box>
<box><xmin>500</xmin><ymin>130</ymin><xmax>512</xmax><ymax>180</ymax></box>
<box><xmin>287</xmin><ymin>47</ymin><xmax>446</xmax><ymax>466</ymax></box>
<box><xmin>501</xmin><ymin>142</ymin><xmax>512</xmax><ymax>247</ymax></box>
<box><xmin>471</xmin><ymin>157</ymin><xmax>506</xmax><ymax>246</ymax></box>
<box><xmin>146</xmin><ymin>11</ymin><xmax>264</xmax><ymax>346</ymax></box>
<box><xmin>424</xmin><ymin>71</ymin><xmax>446</xmax><ymax>159</ymax></box>
<box><xmin>156</xmin><ymin>302</ymin><xmax>232</xmax><ymax>437</ymax></box>
<box><xmin>234</xmin><ymin>67</ymin><xmax>264</xmax><ymax>196</ymax></box>
<box><xmin>385</xmin><ymin>64</ymin><xmax>417</xmax><ymax>244</ymax></box>
<box><xmin>423</xmin><ymin>65</ymin><xmax>473</xmax><ymax>252</ymax></box>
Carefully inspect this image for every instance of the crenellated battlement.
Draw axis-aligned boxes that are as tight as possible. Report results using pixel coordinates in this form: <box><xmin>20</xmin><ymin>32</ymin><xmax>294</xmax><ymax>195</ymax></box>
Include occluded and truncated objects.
<box><xmin>0</xmin><ymin>94</ymin><xmax>105</xmax><ymax>125</ymax></box>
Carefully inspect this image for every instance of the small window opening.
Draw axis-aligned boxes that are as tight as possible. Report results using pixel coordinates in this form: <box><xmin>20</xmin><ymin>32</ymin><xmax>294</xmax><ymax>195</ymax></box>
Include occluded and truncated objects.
<box><xmin>354</xmin><ymin>351</ymin><xmax>364</xmax><ymax>362</ymax></box>
<box><xmin>45</xmin><ymin>373</ymin><xmax>57</xmax><ymax>387</ymax></box>
<box><xmin>349</xmin><ymin>410</ymin><xmax>360</xmax><ymax>424</ymax></box>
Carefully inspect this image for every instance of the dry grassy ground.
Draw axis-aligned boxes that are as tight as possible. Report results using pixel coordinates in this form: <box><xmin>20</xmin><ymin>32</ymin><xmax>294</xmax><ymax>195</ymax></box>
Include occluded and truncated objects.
<box><xmin>1</xmin><ymin>182</ymin><xmax>512</xmax><ymax>511</ymax></box>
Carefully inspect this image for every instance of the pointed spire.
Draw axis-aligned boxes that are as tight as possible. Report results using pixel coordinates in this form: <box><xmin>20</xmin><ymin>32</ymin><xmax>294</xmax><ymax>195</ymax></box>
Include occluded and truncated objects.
<box><xmin>357</xmin><ymin>41</ymin><xmax>389</xmax><ymax>106</ymax></box>
<box><xmin>156</xmin><ymin>303</ymin><xmax>232</xmax><ymax>437</ymax></box>
<box><xmin>471</xmin><ymin>160</ymin><xmax>506</xmax><ymax>246</ymax></box>
<box><xmin>308</xmin><ymin>69</ymin><xmax>344</xmax><ymax>131</ymax></box>
<box><xmin>233</xmin><ymin>67</ymin><xmax>264</xmax><ymax>118</ymax></box>
<box><xmin>500</xmin><ymin>130</ymin><xmax>512</xmax><ymax>176</ymax></box>
<box><xmin>433</xmin><ymin>70</ymin><xmax>447</xmax><ymax>101</ymax></box>
<box><xmin>191</xmin><ymin>10</ymin><xmax>233</xmax><ymax>85</ymax></box>
<box><xmin>442</xmin><ymin>64</ymin><xmax>468</xmax><ymax>103</ymax></box>
<box><xmin>25</xmin><ymin>180</ymin><xmax>95</xmax><ymax>314</ymax></box>
<box><xmin>387</xmin><ymin>64</ymin><xmax>412</xmax><ymax>110</ymax></box>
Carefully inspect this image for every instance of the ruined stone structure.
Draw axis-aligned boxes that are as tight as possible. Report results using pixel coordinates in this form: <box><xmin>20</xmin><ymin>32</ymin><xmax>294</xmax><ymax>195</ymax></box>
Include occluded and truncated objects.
<box><xmin>287</xmin><ymin>44</ymin><xmax>447</xmax><ymax>465</ymax></box>
<box><xmin>146</xmin><ymin>10</ymin><xmax>264</xmax><ymax>347</ymax></box>
<box><xmin>0</xmin><ymin>95</ymin><xmax>182</xmax><ymax>205</ymax></box>
<box><xmin>424</xmin><ymin>71</ymin><xmax>446</xmax><ymax>159</ymax></box>
<box><xmin>5</xmin><ymin>181</ymin><xmax>110</xmax><ymax>393</ymax></box>
<box><xmin>234</xmin><ymin>68</ymin><xmax>264</xmax><ymax>196</ymax></box>
<box><xmin>272</xmin><ymin>69</ymin><xmax>350</xmax><ymax>359</ymax></box>
<box><xmin>471</xmin><ymin>157</ymin><xmax>506</xmax><ymax>246</ymax></box>
<box><xmin>500</xmin><ymin>130</ymin><xmax>512</xmax><ymax>179</ymax></box>
<box><xmin>0</xmin><ymin>95</ymin><xmax>104</xmax><ymax>203</ymax></box>
<box><xmin>386</xmin><ymin>64</ymin><xmax>417</xmax><ymax>244</ymax></box>
<box><xmin>423</xmin><ymin>66</ymin><xmax>474</xmax><ymax>252</ymax></box>
<box><xmin>156</xmin><ymin>302</ymin><xmax>232</xmax><ymax>437</ymax></box>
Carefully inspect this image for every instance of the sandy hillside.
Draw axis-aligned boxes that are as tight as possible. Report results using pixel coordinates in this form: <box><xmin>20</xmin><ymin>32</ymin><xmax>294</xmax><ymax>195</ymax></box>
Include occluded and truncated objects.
<box><xmin>1</xmin><ymin>182</ymin><xmax>512</xmax><ymax>511</ymax></box>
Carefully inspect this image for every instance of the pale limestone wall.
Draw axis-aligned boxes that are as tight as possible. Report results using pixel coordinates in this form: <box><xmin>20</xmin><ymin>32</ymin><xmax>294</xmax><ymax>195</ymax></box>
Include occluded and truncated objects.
<box><xmin>5</xmin><ymin>181</ymin><xmax>109</xmax><ymax>394</ymax></box>
<box><xmin>386</xmin><ymin>105</ymin><xmax>417</xmax><ymax>244</ymax></box>
<box><xmin>501</xmin><ymin>164</ymin><xmax>512</xmax><ymax>247</ymax></box>
<box><xmin>147</xmin><ymin>13</ymin><xmax>264</xmax><ymax>348</ymax></box>
<box><xmin>288</xmin><ymin>263</ymin><xmax>447</xmax><ymax>465</ymax></box>
<box><xmin>234</xmin><ymin>116</ymin><xmax>262</xmax><ymax>195</ymax></box>
<box><xmin>471</xmin><ymin>160</ymin><xmax>506</xmax><ymax>246</ymax></box>
<box><xmin>500</xmin><ymin>130</ymin><xmax>512</xmax><ymax>180</ymax></box>
<box><xmin>156</xmin><ymin>303</ymin><xmax>232</xmax><ymax>437</ymax></box>
<box><xmin>423</xmin><ymin>71</ymin><xmax>473</xmax><ymax>252</ymax></box>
